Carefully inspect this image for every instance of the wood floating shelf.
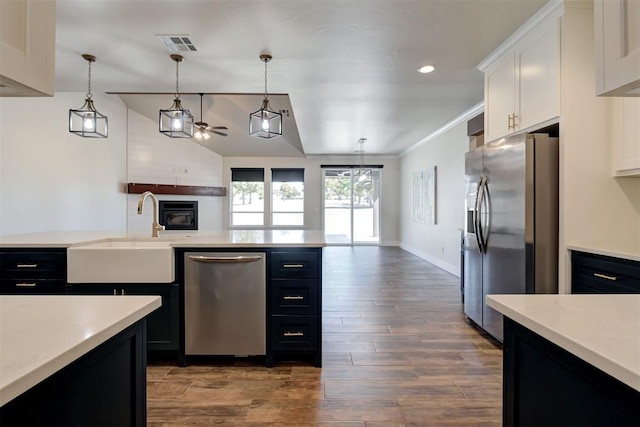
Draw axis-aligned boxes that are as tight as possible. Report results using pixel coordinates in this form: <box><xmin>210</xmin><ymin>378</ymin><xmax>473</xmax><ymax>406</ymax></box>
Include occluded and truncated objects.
<box><xmin>126</xmin><ymin>183</ymin><xmax>226</xmax><ymax>197</ymax></box>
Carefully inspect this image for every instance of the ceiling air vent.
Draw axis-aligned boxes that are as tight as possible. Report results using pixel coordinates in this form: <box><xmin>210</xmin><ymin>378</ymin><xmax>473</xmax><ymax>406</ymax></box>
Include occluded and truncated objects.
<box><xmin>157</xmin><ymin>35</ymin><xmax>197</xmax><ymax>52</ymax></box>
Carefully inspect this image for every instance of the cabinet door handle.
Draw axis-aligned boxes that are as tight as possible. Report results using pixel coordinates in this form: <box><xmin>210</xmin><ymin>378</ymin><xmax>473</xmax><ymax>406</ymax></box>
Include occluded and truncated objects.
<box><xmin>283</xmin><ymin>264</ymin><xmax>304</xmax><ymax>268</ymax></box>
<box><xmin>284</xmin><ymin>296</ymin><xmax>304</xmax><ymax>300</ymax></box>
<box><xmin>284</xmin><ymin>332</ymin><xmax>304</xmax><ymax>337</ymax></box>
<box><xmin>512</xmin><ymin>113</ymin><xmax>519</xmax><ymax>128</ymax></box>
<box><xmin>507</xmin><ymin>114</ymin><xmax>513</xmax><ymax>130</ymax></box>
<box><xmin>16</xmin><ymin>264</ymin><xmax>38</xmax><ymax>268</ymax></box>
<box><xmin>16</xmin><ymin>283</ymin><xmax>37</xmax><ymax>287</ymax></box>
<box><xmin>593</xmin><ymin>272</ymin><xmax>617</xmax><ymax>281</ymax></box>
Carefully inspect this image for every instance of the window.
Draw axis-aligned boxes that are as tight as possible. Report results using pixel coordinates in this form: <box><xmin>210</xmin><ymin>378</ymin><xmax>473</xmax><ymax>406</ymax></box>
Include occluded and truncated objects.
<box><xmin>271</xmin><ymin>168</ymin><xmax>304</xmax><ymax>226</ymax></box>
<box><xmin>231</xmin><ymin>168</ymin><xmax>264</xmax><ymax>226</ymax></box>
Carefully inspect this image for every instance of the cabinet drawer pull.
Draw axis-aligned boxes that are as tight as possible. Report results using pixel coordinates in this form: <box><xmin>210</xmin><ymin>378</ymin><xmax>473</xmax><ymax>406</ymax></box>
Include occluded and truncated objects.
<box><xmin>284</xmin><ymin>295</ymin><xmax>304</xmax><ymax>300</ymax></box>
<box><xmin>593</xmin><ymin>272</ymin><xmax>617</xmax><ymax>281</ymax></box>
<box><xmin>283</xmin><ymin>264</ymin><xmax>304</xmax><ymax>268</ymax></box>
<box><xmin>512</xmin><ymin>113</ymin><xmax>518</xmax><ymax>128</ymax></box>
<box><xmin>16</xmin><ymin>283</ymin><xmax>36</xmax><ymax>287</ymax></box>
<box><xmin>284</xmin><ymin>331</ymin><xmax>304</xmax><ymax>337</ymax></box>
<box><xmin>16</xmin><ymin>264</ymin><xmax>38</xmax><ymax>268</ymax></box>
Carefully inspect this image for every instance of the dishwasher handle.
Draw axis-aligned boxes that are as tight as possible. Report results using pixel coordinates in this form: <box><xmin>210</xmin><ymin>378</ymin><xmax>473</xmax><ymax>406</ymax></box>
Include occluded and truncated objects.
<box><xmin>188</xmin><ymin>255</ymin><xmax>263</xmax><ymax>263</ymax></box>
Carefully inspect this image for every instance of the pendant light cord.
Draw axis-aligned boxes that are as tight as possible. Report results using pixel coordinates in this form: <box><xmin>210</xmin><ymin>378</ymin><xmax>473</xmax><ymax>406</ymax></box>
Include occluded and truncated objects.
<box><xmin>86</xmin><ymin>60</ymin><xmax>92</xmax><ymax>99</ymax></box>
<box><xmin>175</xmin><ymin>60</ymin><xmax>181</xmax><ymax>99</ymax></box>
<box><xmin>264</xmin><ymin>59</ymin><xmax>268</xmax><ymax>101</ymax></box>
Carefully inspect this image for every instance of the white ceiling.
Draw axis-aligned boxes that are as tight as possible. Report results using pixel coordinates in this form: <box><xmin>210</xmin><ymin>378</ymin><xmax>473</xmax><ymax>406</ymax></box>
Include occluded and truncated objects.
<box><xmin>54</xmin><ymin>0</ymin><xmax>548</xmax><ymax>156</ymax></box>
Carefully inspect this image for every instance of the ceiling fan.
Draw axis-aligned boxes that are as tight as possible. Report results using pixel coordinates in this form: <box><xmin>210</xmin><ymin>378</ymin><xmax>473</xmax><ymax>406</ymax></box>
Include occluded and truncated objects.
<box><xmin>193</xmin><ymin>93</ymin><xmax>228</xmax><ymax>140</ymax></box>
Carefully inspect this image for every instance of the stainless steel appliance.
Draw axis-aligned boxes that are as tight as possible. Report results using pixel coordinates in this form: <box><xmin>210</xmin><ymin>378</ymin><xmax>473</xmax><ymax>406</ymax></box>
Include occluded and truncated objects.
<box><xmin>184</xmin><ymin>252</ymin><xmax>266</xmax><ymax>355</ymax></box>
<box><xmin>463</xmin><ymin>133</ymin><xmax>559</xmax><ymax>341</ymax></box>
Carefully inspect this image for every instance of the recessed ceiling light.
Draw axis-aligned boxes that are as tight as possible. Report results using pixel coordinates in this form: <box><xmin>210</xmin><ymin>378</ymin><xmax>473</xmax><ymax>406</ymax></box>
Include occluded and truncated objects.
<box><xmin>418</xmin><ymin>65</ymin><xmax>435</xmax><ymax>74</ymax></box>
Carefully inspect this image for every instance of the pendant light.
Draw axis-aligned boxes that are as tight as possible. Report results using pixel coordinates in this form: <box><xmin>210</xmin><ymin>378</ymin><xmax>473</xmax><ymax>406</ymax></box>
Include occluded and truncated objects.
<box><xmin>69</xmin><ymin>54</ymin><xmax>108</xmax><ymax>138</ymax></box>
<box><xmin>356</xmin><ymin>138</ymin><xmax>370</xmax><ymax>182</ymax></box>
<box><xmin>249</xmin><ymin>54</ymin><xmax>282</xmax><ymax>139</ymax></box>
<box><xmin>159</xmin><ymin>54</ymin><xmax>194</xmax><ymax>138</ymax></box>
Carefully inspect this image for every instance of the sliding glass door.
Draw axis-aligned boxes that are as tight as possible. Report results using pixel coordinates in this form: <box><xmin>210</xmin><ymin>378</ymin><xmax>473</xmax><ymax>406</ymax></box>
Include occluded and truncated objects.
<box><xmin>323</xmin><ymin>168</ymin><xmax>380</xmax><ymax>244</ymax></box>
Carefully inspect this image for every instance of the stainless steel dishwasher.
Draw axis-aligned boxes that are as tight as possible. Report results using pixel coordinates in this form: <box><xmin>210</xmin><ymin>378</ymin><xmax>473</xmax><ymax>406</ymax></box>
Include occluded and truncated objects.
<box><xmin>184</xmin><ymin>252</ymin><xmax>266</xmax><ymax>356</ymax></box>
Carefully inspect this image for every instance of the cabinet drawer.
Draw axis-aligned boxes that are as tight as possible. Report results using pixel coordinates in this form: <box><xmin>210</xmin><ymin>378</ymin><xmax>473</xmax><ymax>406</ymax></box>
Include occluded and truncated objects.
<box><xmin>571</xmin><ymin>252</ymin><xmax>640</xmax><ymax>294</ymax></box>
<box><xmin>270</xmin><ymin>316</ymin><xmax>318</xmax><ymax>351</ymax></box>
<box><xmin>270</xmin><ymin>251</ymin><xmax>319</xmax><ymax>279</ymax></box>
<box><xmin>271</xmin><ymin>279</ymin><xmax>318</xmax><ymax>315</ymax></box>
<box><xmin>0</xmin><ymin>251</ymin><xmax>66</xmax><ymax>280</ymax></box>
<box><xmin>1</xmin><ymin>279</ymin><xmax>65</xmax><ymax>294</ymax></box>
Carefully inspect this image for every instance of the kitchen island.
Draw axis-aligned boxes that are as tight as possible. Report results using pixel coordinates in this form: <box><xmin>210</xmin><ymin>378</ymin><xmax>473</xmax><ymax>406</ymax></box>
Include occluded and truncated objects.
<box><xmin>0</xmin><ymin>295</ymin><xmax>161</xmax><ymax>426</ymax></box>
<box><xmin>0</xmin><ymin>229</ymin><xmax>327</xmax><ymax>248</ymax></box>
<box><xmin>487</xmin><ymin>294</ymin><xmax>640</xmax><ymax>426</ymax></box>
<box><xmin>0</xmin><ymin>230</ymin><xmax>327</xmax><ymax>367</ymax></box>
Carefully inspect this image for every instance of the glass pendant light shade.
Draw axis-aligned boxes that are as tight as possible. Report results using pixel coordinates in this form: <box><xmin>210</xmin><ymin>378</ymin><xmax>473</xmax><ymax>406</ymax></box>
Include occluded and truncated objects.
<box><xmin>69</xmin><ymin>54</ymin><xmax>108</xmax><ymax>138</ymax></box>
<box><xmin>250</xmin><ymin>98</ymin><xmax>282</xmax><ymax>139</ymax></box>
<box><xmin>159</xmin><ymin>97</ymin><xmax>194</xmax><ymax>138</ymax></box>
<box><xmin>159</xmin><ymin>54</ymin><xmax>194</xmax><ymax>138</ymax></box>
<box><xmin>249</xmin><ymin>54</ymin><xmax>282</xmax><ymax>139</ymax></box>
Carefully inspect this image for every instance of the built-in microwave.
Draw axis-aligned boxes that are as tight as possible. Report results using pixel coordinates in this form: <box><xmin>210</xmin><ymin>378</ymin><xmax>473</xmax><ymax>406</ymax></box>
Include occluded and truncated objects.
<box><xmin>158</xmin><ymin>201</ymin><xmax>198</xmax><ymax>230</ymax></box>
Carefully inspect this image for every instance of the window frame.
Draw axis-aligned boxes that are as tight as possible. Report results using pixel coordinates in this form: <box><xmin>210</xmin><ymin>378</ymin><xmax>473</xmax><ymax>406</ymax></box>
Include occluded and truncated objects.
<box><xmin>230</xmin><ymin>168</ymin><xmax>266</xmax><ymax>228</ymax></box>
<box><xmin>270</xmin><ymin>168</ymin><xmax>305</xmax><ymax>228</ymax></box>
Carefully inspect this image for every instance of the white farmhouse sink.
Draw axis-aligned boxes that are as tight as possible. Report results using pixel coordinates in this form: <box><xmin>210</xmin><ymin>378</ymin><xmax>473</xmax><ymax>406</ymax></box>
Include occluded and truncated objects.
<box><xmin>67</xmin><ymin>238</ymin><xmax>175</xmax><ymax>283</ymax></box>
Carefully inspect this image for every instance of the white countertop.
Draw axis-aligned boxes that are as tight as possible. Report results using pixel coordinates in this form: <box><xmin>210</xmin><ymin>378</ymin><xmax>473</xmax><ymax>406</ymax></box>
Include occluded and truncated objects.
<box><xmin>0</xmin><ymin>230</ymin><xmax>327</xmax><ymax>248</ymax></box>
<box><xmin>0</xmin><ymin>295</ymin><xmax>161</xmax><ymax>406</ymax></box>
<box><xmin>487</xmin><ymin>294</ymin><xmax>640</xmax><ymax>391</ymax></box>
<box><xmin>567</xmin><ymin>244</ymin><xmax>639</xmax><ymax>262</ymax></box>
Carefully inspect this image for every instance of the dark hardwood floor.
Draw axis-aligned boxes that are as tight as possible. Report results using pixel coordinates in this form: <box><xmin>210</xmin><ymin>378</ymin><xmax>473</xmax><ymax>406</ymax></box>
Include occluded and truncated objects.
<box><xmin>147</xmin><ymin>246</ymin><xmax>502</xmax><ymax>426</ymax></box>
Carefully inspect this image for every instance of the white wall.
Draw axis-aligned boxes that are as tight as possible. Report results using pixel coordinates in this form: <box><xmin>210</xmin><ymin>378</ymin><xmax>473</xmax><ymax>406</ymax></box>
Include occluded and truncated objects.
<box><xmin>0</xmin><ymin>93</ymin><xmax>128</xmax><ymax>235</ymax></box>
<box><xmin>398</xmin><ymin>119</ymin><xmax>469</xmax><ymax>276</ymax></box>
<box><xmin>222</xmin><ymin>155</ymin><xmax>400</xmax><ymax>245</ymax></box>
<box><xmin>126</xmin><ymin>110</ymin><xmax>224</xmax><ymax>234</ymax></box>
<box><xmin>558</xmin><ymin>3</ymin><xmax>640</xmax><ymax>292</ymax></box>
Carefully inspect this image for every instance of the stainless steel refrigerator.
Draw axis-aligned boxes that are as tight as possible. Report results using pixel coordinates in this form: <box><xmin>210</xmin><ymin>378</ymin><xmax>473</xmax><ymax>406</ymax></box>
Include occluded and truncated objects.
<box><xmin>463</xmin><ymin>132</ymin><xmax>559</xmax><ymax>341</ymax></box>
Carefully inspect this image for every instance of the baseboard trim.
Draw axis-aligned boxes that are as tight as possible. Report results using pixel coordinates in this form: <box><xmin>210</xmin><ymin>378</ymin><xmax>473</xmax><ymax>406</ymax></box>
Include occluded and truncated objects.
<box><xmin>399</xmin><ymin>243</ymin><xmax>460</xmax><ymax>277</ymax></box>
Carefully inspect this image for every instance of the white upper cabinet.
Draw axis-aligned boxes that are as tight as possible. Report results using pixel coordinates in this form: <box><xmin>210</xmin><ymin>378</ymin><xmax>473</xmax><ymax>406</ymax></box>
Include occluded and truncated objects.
<box><xmin>595</xmin><ymin>0</ymin><xmax>640</xmax><ymax>97</ymax></box>
<box><xmin>479</xmin><ymin>3</ymin><xmax>562</xmax><ymax>142</ymax></box>
<box><xmin>0</xmin><ymin>0</ymin><xmax>56</xmax><ymax>97</ymax></box>
<box><xmin>611</xmin><ymin>98</ymin><xmax>640</xmax><ymax>176</ymax></box>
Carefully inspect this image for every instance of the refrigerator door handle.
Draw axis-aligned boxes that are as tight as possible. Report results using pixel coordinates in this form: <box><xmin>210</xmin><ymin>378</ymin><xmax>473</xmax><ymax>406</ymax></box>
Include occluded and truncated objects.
<box><xmin>474</xmin><ymin>177</ymin><xmax>484</xmax><ymax>254</ymax></box>
<box><xmin>476</xmin><ymin>176</ymin><xmax>489</xmax><ymax>254</ymax></box>
<box><xmin>480</xmin><ymin>178</ymin><xmax>491</xmax><ymax>252</ymax></box>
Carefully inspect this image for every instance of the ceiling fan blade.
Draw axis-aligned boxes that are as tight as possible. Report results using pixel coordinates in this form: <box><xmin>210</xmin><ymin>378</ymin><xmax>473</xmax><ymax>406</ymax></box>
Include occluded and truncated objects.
<box><xmin>211</xmin><ymin>130</ymin><xmax>228</xmax><ymax>137</ymax></box>
<box><xmin>205</xmin><ymin>125</ymin><xmax>228</xmax><ymax>131</ymax></box>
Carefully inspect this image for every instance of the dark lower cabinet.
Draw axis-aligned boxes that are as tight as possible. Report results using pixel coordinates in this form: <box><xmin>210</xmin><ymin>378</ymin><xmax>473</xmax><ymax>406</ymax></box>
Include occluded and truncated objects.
<box><xmin>571</xmin><ymin>251</ymin><xmax>640</xmax><ymax>294</ymax></box>
<box><xmin>267</xmin><ymin>249</ymin><xmax>322</xmax><ymax>367</ymax></box>
<box><xmin>0</xmin><ymin>319</ymin><xmax>147</xmax><ymax>427</ymax></box>
<box><xmin>66</xmin><ymin>283</ymin><xmax>180</xmax><ymax>351</ymax></box>
<box><xmin>0</xmin><ymin>249</ymin><xmax>66</xmax><ymax>294</ymax></box>
<box><xmin>503</xmin><ymin>318</ymin><xmax>640</xmax><ymax>427</ymax></box>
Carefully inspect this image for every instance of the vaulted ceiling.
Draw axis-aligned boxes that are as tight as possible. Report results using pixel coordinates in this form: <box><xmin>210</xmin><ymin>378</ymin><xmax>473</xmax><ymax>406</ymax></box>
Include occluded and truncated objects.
<box><xmin>54</xmin><ymin>0</ymin><xmax>547</xmax><ymax>156</ymax></box>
